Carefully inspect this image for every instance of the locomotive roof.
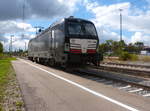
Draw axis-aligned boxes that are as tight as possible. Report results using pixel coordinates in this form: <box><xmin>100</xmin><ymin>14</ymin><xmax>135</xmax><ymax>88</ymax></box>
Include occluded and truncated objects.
<box><xmin>35</xmin><ymin>18</ymin><xmax>65</xmax><ymax>38</ymax></box>
<box><xmin>50</xmin><ymin>17</ymin><xmax>92</xmax><ymax>27</ymax></box>
<box><xmin>66</xmin><ymin>17</ymin><xmax>92</xmax><ymax>23</ymax></box>
<box><xmin>30</xmin><ymin>17</ymin><xmax>93</xmax><ymax>41</ymax></box>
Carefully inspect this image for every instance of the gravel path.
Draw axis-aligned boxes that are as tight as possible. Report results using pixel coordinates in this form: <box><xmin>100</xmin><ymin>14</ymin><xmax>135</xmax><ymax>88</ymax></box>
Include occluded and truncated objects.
<box><xmin>2</xmin><ymin>65</ymin><xmax>26</xmax><ymax>111</ymax></box>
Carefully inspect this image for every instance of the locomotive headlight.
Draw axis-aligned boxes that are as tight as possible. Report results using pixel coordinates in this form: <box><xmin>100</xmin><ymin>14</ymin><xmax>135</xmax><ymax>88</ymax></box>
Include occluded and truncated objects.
<box><xmin>64</xmin><ymin>43</ymin><xmax>70</xmax><ymax>52</ymax></box>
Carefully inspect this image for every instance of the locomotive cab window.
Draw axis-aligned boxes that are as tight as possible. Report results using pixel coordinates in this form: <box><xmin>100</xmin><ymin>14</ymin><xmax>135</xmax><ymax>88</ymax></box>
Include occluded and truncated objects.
<box><xmin>68</xmin><ymin>22</ymin><xmax>83</xmax><ymax>35</ymax></box>
<box><xmin>83</xmin><ymin>22</ymin><xmax>97</xmax><ymax>36</ymax></box>
<box><xmin>67</xmin><ymin>21</ymin><xmax>97</xmax><ymax>37</ymax></box>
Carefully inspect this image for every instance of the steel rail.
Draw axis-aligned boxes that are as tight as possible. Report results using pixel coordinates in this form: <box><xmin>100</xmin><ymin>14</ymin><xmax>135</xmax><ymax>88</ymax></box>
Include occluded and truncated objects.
<box><xmin>74</xmin><ymin>67</ymin><xmax>150</xmax><ymax>91</ymax></box>
<box><xmin>101</xmin><ymin>62</ymin><xmax>150</xmax><ymax>69</ymax></box>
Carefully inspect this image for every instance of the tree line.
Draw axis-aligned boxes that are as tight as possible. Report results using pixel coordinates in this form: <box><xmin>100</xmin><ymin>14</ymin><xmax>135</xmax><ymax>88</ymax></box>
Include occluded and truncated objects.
<box><xmin>98</xmin><ymin>40</ymin><xmax>144</xmax><ymax>57</ymax></box>
<box><xmin>0</xmin><ymin>42</ymin><xmax>3</xmax><ymax>53</ymax></box>
<box><xmin>0</xmin><ymin>40</ymin><xmax>145</xmax><ymax>60</ymax></box>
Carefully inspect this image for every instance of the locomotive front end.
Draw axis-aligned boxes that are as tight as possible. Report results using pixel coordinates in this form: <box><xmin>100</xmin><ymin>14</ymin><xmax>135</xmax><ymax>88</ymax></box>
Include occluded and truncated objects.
<box><xmin>64</xmin><ymin>18</ymin><xmax>101</xmax><ymax>66</ymax></box>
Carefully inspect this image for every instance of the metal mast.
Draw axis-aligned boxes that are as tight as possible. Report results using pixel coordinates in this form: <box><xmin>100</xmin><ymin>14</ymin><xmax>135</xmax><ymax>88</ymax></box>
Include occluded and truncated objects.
<box><xmin>24</xmin><ymin>42</ymin><xmax>26</xmax><ymax>51</ymax></box>
<box><xmin>9</xmin><ymin>35</ymin><xmax>14</xmax><ymax>53</ymax></box>
<box><xmin>119</xmin><ymin>9</ymin><xmax>123</xmax><ymax>41</ymax></box>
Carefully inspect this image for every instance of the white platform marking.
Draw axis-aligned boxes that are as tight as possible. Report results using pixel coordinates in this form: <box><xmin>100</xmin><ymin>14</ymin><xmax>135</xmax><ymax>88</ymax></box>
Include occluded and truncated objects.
<box><xmin>143</xmin><ymin>93</ymin><xmax>150</xmax><ymax>97</ymax></box>
<box><xmin>20</xmin><ymin>59</ymin><xmax>139</xmax><ymax>111</ymax></box>
<box><xmin>128</xmin><ymin>88</ymin><xmax>143</xmax><ymax>93</ymax></box>
<box><xmin>119</xmin><ymin>85</ymin><xmax>131</xmax><ymax>89</ymax></box>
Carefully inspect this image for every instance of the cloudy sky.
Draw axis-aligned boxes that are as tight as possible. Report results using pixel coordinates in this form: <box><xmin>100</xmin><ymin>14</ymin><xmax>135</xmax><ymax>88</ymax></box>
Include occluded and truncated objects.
<box><xmin>0</xmin><ymin>0</ymin><xmax>150</xmax><ymax>51</ymax></box>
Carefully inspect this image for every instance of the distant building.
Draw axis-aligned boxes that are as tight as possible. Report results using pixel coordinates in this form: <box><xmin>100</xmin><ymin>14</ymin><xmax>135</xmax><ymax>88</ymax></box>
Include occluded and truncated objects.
<box><xmin>140</xmin><ymin>47</ymin><xmax>150</xmax><ymax>55</ymax></box>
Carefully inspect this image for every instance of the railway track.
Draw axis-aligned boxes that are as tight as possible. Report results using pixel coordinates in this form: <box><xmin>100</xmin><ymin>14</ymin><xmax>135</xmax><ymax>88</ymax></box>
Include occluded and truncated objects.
<box><xmin>73</xmin><ymin>67</ymin><xmax>150</xmax><ymax>98</ymax></box>
<box><xmin>101</xmin><ymin>62</ymin><xmax>150</xmax><ymax>69</ymax></box>
<box><xmin>99</xmin><ymin>62</ymin><xmax>150</xmax><ymax>78</ymax></box>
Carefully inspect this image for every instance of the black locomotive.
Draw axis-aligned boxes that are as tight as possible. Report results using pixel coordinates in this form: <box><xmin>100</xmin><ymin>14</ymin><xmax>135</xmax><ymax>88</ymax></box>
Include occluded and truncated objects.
<box><xmin>28</xmin><ymin>16</ymin><xmax>103</xmax><ymax>67</ymax></box>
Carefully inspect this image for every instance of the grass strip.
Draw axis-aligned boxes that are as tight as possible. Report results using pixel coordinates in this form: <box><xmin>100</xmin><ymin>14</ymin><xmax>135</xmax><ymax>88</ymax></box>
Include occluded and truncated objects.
<box><xmin>0</xmin><ymin>57</ymin><xmax>16</xmax><ymax>110</ymax></box>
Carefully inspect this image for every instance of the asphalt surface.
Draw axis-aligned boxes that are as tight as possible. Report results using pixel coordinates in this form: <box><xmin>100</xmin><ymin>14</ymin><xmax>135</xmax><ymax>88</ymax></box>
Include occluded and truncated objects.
<box><xmin>12</xmin><ymin>59</ymin><xmax>150</xmax><ymax>111</ymax></box>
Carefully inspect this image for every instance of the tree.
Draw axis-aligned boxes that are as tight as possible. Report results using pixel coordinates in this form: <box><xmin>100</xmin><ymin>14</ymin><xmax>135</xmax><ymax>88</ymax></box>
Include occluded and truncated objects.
<box><xmin>134</xmin><ymin>42</ymin><xmax>144</xmax><ymax>47</ymax></box>
<box><xmin>112</xmin><ymin>41</ymin><xmax>121</xmax><ymax>55</ymax></box>
<box><xmin>0</xmin><ymin>42</ymin><xmax>3</xmax><ymax>53</ymax></box>
<box><xmin>134</xmin><ymin>42</ymin><xmax>144</xmax><ymax>53</ymax></box>
<box><xmin>125</xmin><ymin>43</ymin><xmax>135</xmax><ymax>53</ymax></box>
<box><xmin>98</xmin><ymin>43</ymin><xmax>108</xmax><ymax>54</ymax></box>
<box><xmin>98</xmin><ymin>40</ymin><xmax>144</xmax><ymax>56</ymax></box>
<box><xmin>119</xmin><ymin>40</ymin><xmax>126</xmax><ymax>48</ymax></box>
<box><xmin>106</xmin><ymin>40</ymin><xmax>114</xmax><ymax>52</ymax></box>
<box><xmin>116</xmin><ymin>40</ymin><xmax>126</xmax><ymax>55</ymax></box>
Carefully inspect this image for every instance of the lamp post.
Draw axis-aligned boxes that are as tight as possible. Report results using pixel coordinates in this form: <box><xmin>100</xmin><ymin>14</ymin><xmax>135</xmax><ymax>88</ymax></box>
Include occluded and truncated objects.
<box><xmin>25</xmin><ymin>42</ymin><xmax>26</xmax><ymax>51</ymax></box>
<box><xmin>119</xmin><ymin>9</ymin><xmax>123</xmax><ymax>41</ymax></box>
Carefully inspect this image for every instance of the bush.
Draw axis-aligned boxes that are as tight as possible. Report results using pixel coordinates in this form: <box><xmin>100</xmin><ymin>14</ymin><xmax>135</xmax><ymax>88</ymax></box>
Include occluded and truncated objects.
<box><xmin>130</xmin><ymin>54</ymin><xmax>138</xmax><ymax>61</ymax></box>
<box><xmin>119</xmin><ymin>52</ymin><xmax>138</xmax><ymax>61</ymax></box>
<box><xmin>0</xmin><ymin>53</ymin><xmax>9</xmax><ymax>60</ymax></box>
<box><xmin>0</xmin><ymin>42</ymin><xmax>3</xmax><ymax>53</ymax></box>
<box><xmin>119</xmin><ymin>51</ymin><xmax>131</xmax><ymax>61</ymax></box>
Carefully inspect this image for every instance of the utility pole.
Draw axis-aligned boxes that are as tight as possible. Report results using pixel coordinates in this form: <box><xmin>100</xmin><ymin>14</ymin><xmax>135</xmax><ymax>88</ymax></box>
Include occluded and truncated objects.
<box><xmin>25</xmin><ymin>42</ymin><xmax>26</xmax><ymax>51</ymax></box>
<box><xmin>9</xmin><ymin>35</ymin><xmax>14</xmax><ymax>54</ymax></box>
<box><xmin>119</xmin><ymin>9</ymin><xmax>123</xmax><ymax>41</ymax></box>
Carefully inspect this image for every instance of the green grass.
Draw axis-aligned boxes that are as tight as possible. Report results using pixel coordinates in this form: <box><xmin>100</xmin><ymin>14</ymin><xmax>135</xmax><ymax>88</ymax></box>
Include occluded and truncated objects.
<box><xmin>0</xmin><ymin>56</ymin><xmax>16</xmax><ymax>110</ymax></box>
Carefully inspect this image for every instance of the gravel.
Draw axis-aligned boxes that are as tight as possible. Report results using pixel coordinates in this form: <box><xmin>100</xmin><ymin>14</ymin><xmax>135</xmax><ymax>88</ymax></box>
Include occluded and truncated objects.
<box><xmin>2</xmin><ymin>71</ymin><xmax>25</xmax><ymax>111</ymax></box>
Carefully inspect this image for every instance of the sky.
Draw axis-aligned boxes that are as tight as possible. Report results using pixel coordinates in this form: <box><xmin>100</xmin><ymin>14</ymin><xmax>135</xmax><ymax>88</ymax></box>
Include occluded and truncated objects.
<box><xmin>0</xmin><ymin>0</ymin><xmax>150</xmax><ymax>51</ymax></box>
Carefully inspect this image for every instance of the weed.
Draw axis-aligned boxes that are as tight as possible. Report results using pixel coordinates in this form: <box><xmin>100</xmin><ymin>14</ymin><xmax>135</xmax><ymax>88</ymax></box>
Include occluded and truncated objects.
<box><xmin>15</xmin><ymin>101</ymin><xmax>23</xmax><ymax>108</ymax></box>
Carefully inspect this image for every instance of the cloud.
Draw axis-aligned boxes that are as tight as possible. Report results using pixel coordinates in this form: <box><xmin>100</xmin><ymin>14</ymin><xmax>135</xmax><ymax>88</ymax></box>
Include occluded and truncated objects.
<box><xmin>13</xmin><ymin>39</ymin><xmax>29</xmax><ymax>50</ymax></box>
<box><xmin>0</xmin><ymin>0</ymin><xmax>79</xmax><ymax>21</ymax></box>
<box><xmin>146</xmin><ymin>0</ymin><xmax>150</xmax><ymax>4</ymax></box>
<box><xmin>84</xmin><ymin>1</ymin><xmax>130</xmax><ymax>28</ymax></box>
<box><xmin>96</xmin><ymin>27</ymin><xmax>119</xmax><ymax>42</ymax></box>
<box><xmin>2</xmin><ymin>34</ymin><xmax>35</xmax><ymax>51</ymax></box>
<box><xmin>0</xmin><ymin>0</ymin><xmax>22</xmax><ymax>21</ymax></box>
<box><xmin>0</xmin><ymin>20</ymin><xmax>35</xmax><ymax>51</ymax></box>
<box><xmin>0</xmin><ymin>21</ymin><xmax>35</xmax><ymax>34</ymax></box>
<box><xmin>0</xmin><ymin>0</ymin><xmax>80</xmax><ymax>51</ymax></box>
<box><xmin>11</xmin><ymin>34</ymin><xmax>35</xmax><ymax>51</ymax></box>
<box><xmin>84</xmin><ymin>0</ymin><xmax>150</xmax><ymax>45</ymax></box>
<box><xmin>124</xmin><ymin>12</ymin><xmax>150</xmax><ymax>34</ymax></box>
<box><xmin>97</xmin><ymin>27</ymin><xmax>130</xmax><ymax>44</ymax></box>
<box><xmin>0</xmin><ymin>34</ymin><xmax>8</xmax><ymax>43</ymax></box>
<box><xmin>17</xmin><ymin>34</ymin><xmax>35</xmax><ymax>41</ymax></box>
<box><xmin>131</xmin><ymin>32</ymin><xmax>150</xmax><ymax>46</ymax></box>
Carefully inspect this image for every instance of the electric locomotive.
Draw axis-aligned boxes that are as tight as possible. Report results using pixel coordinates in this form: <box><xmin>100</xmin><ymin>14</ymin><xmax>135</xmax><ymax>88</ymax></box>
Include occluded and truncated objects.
<box><xmin>28</xmin><ymin>16</ymin><xmax>102</xmax><ymax>67</ymax></box>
